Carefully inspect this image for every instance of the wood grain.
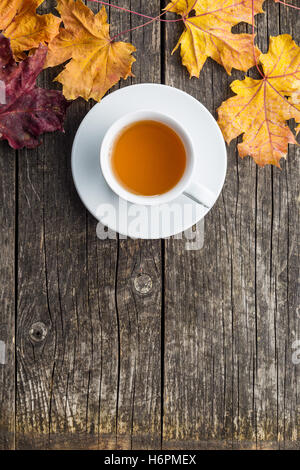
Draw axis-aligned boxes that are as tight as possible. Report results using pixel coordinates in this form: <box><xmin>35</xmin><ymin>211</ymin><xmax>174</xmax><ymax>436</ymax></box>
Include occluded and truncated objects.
<box><xmin>108</xmin><ymin>1</ymin><xmax>162</xmax><ymax>450</ymax></box>
<box><xmin>0</xmin><ymin>143</ymin><xmax>15</xmax><ymax>449</ymax></box>
<box><xmin>162</xmin><ymin>1</ymin><xmax>299</xmax><ymax>450</ymax></box>
<box><xmin>14</xmin><ymin>0</ymin><xmax>162</xmax><ymax>450</ymax></box>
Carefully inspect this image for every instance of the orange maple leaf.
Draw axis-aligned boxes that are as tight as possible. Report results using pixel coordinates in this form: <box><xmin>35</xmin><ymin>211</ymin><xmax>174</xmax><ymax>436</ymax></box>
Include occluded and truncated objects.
<box><xmin>44</xmin><ymin>0</ymin><xmax>136</xmax><ymax>102</ymax></box>
<box><xmin>166</xmin><ymin>0</ymin><xmax>264</xmax><ymax>76</ymax></box>
<box><xmin>218</xmin><ymin>35</ymin><xmax>300</xmax><ymax>167</ymax></box>
<box><xmin>0</xmin><ymin>0</ymin><xmax>61</xmax><ymax>59</ymax></box>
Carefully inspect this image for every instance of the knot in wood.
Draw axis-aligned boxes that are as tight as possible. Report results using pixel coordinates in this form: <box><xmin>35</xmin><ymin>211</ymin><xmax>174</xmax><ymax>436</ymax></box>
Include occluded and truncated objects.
<box><xmin>29</xmin><ymin>322</ymin><xmax>48</xmax><ymax>343</ymax></box>
<box><xmin>133</xmin><ymin>273</ymin><xmax>153</xmax><ymax>295</ymax></box>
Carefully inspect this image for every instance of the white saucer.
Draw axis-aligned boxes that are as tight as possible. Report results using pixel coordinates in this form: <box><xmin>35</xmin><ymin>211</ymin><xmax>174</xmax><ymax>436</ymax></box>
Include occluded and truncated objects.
<box><xmin>71</xmin><ymin>84</ymin><xmax>227</xmax><ymax>239</ymax></box>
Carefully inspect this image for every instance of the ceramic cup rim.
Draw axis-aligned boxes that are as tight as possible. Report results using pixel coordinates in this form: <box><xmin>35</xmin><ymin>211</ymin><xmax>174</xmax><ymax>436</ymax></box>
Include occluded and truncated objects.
<box><xmin>100</xmin><ymin>109</ymin><xmax>196</xmax><ymax>206</ymax></box>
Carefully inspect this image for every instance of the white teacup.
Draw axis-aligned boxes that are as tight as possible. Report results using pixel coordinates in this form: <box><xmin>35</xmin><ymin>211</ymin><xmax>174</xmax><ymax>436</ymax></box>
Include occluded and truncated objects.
<box><xmin>100</xmin><ymin>110</ymin><xmax>216</xmax><ymax>207</ymax></box>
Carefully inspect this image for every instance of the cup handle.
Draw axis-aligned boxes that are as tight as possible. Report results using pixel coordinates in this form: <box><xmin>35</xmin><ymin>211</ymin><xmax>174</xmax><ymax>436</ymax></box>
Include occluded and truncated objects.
<box><xmin>183</xmin><ymin>181</ymin><xmax>216</xmax><ymax>208</ymax></box>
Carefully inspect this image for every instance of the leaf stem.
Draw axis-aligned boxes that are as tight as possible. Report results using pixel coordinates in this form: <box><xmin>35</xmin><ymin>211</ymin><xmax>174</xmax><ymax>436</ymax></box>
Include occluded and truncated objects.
<box><xmin>88</xmin><ymin>0</ymin><xmax>183</xmax><ymax>22</ymax></box>
<box><xmin>275</xmin><ymin>0</ymin><xmax>300</xmax><ymax>10</ymax></box>
<box><xmin>108</xmin><ymin>0</ymin><xmax>183</xmax><ymax>42</ymax></box>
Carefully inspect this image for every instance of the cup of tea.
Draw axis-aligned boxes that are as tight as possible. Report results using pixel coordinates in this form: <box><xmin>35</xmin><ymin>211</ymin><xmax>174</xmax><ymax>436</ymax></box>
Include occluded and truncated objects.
<box><xmin>100</xmin><ymin>110</ymin><xmax>216</xmax><ymax>208</ymax></box>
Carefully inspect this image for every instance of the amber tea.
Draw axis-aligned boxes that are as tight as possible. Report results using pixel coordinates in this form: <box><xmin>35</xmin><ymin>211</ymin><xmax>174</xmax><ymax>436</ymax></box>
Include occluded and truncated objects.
<box><xmin>111</xmin><ymin>120</ymin><xmax>187</xmax><ymax>196</ymax></box>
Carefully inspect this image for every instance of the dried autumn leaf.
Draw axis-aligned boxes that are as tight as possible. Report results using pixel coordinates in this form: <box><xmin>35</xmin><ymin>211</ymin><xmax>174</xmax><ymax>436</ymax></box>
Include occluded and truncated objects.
<box><xmin>166</xmin><ymin>0</ymin><xmax>264</xmax><ymax>76</ymax></box>
<box><xmin>0</xmin><ymin>0</ymin><xmax>61</xmax><ymax>59</ymax></box>
<box><xmin>218</xmin><ymin>35</ymin><xmax>300</xmax><ymax>167</ymax></box>
<box><xmin>44</xmin><ymin>0</ymin><xmax>136</xmax><ymax>102</ymax></box>
<box><xmin>0</xmin><ymin>34</ymin><xmax>69</xmax><ymax>149</ymax></box>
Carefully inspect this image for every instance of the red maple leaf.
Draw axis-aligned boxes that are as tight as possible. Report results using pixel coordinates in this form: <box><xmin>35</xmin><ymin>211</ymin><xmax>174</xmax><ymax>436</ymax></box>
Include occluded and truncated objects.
<box><xmin>0</xmin><ymin>34</ymin><xmax>69</xmax><ymax>149</ymax></box>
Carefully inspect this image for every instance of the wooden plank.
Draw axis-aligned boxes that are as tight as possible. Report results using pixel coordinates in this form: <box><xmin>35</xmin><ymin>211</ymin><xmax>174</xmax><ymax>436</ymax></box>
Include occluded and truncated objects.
<box><xmin>0</xmin><ymin>141</ymin><xmax>15</xmax><ymax>450</ymax></box>
<box><xmin>253</xmin><ymin>2</ymin><xmax>300</xmax><ymax>449</ymax></box>
<box><xmin>16</xmin><ymin>0</ymin><xmax>162</xmax><ymax>449</ymax></box>
<box><xmin>109</xmin><ymin>1</ymin><xmax>162</xmax><ymax>450</ymax></box>
<box><xmin>16</xmin><ymin>0</ymin><xmax>117</xmax><ymax>449</ymax></box>
<box><xmin>277</xmin><ymin>4</ymin><xmax>300</xmax><ymax>448</ymax></box>
<box><xmin>162</xmin><ymin>4</ymin><xmax>299</xmax><ymax>449</ymax></box>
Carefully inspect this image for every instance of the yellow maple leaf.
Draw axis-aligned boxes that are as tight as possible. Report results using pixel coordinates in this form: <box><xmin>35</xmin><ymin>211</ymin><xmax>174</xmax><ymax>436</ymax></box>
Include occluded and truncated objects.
<box><xmin>44</xmin><ymin>0</ymin><xmax>136</xmax><ymax>102</ymax></box>
<box><xmin>0</xmin><ymin>0</ymin><xmax>61</xmax><ymax>59</ymax></box>
<box><xmin>218</xmin><ymin>35</ymin><xmax>300</xmax><ymax>167</ymax></box>
<box><xmin>166</xmin><ymin>0</ymin><xmax>264</xmax><ymax>76</ymax></box>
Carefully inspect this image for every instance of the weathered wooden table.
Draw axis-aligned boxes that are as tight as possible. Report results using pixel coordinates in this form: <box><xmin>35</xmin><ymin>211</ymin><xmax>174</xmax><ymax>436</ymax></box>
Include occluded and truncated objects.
<box><xmin>0</xmin><ymin>0</ymin><xmax>299</xmax><ymax>450</ymax></box>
